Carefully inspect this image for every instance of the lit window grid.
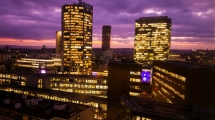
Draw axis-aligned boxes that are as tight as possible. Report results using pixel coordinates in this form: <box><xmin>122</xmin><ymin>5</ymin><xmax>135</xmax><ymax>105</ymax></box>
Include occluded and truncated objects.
<box><xmin>154</xmin><ymin>71</ymin><xmax>185</xmax><ymax>90</ymax></box>
<box><xmin>134</xmin><ymin>22</ymin><xmax>171</xmax><ymax>61</ymax></box>
<box><xmin>154</xmin><ymin>66</ymin><xmax>186</xmax><ymax>82</ymax></box>
<box><xmin>62</xmin><ymin>5</ymin><xmax>93</xmax><ymax>75</ymax></box>
<box><xmin>153</xmin><ymin>75</ymin><xmax>185</xmax><ymax>100</ymax></box>
<box><xmin>154</xmin><ymin>81</ymin><xmax>175</xmax><ymax>102</ymax></box>
<box><xmin>129</xmin><ymin>92</ymin><xmax>140</xmax><ymax>96</ymax></box>
<box><xmin>1</xmin><ymin>87</ymin><xmax>107</xmax><ymax>119</ymax></box>
<box><xmin>130</xmin><ymin>71</ymin><xmax>141</xmax><ymax>75</ymax></box>
<box><xmin>16</xmin><ymin>58</ymin><xmax>62</xmax><ymax>68</ymax></box>
<box><xmin>0</xmin><ymin>74</ymin><xmax>27</xmax><ymax>86</ymax></box>
<box><xmin>153</xmin><ymin>88</ymin><xmax>173</xmax><ymax>104</ymax></box>
<box><xmin>50</xmin><ymin>78</ymin><xmax>107</xmax><ymax>98</ymax></box>
<box><xmin>130</xmin><ymin>78</ymin><xmax>141</xmax><ymax>82</ymax></box>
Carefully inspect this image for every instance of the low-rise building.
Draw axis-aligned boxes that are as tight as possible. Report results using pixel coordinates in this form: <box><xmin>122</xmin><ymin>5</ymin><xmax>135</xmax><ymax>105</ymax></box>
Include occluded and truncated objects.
<box><xmin>0</xmin><ymin>90</ymin><xmax>93</xmax><ymax>120</ymax></box>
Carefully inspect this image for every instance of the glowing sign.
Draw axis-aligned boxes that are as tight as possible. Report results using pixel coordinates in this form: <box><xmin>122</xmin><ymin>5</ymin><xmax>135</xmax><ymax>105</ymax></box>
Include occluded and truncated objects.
<box><xmin>41</xmin><ymin>70</ymin><xmax>46</xmax><ymax>74</ymax></box>
<box><xmin>141</xmin><ymin>69</ymin><xmax>151</xmax><ymax>83</ymax></box>
<box><xmin>92</xmin><ymin>72</ymin><xmax>98</xmax><ymax>76</ymax></box>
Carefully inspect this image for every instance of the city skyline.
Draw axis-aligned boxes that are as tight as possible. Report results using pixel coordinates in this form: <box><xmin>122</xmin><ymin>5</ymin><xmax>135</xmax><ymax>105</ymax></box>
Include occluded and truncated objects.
<box><xmin>0</xmin><ymin>0</ymin><xmax>214</xmax><ymax>50</ymax></box>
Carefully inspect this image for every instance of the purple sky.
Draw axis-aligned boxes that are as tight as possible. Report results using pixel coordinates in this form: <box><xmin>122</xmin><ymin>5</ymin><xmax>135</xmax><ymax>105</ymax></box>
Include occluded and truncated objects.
<box><xmin>0</xmin><ymin>0</ymin><xmax>214</xmax><ymax>49</ymax></box>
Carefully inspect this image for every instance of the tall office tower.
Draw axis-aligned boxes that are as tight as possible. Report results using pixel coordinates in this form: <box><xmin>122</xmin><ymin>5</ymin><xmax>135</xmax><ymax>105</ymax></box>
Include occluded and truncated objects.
<box><xmin>134</xmin><ymin>16</ymin><xmax>171</xmax><ymax>64</ymax></box>
<box><xmin>62</xmin><ymin>0</ymin><xmax>93</xmax><ymax>75</ymax></box>
<box><xmin>56</xmin><ymin>31</ymin><xmax>62</xmax><ymax>54</ymax></box>
<box><xmin>102</xmin><ymin>25</ymin><xmax>111</xmax><ymax>50</ymax></box>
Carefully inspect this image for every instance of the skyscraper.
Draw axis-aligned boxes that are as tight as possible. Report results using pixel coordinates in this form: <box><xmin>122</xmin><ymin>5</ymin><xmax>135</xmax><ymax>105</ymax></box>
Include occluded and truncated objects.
<box><xmin>56</xmin><ymin>31</ymin><xmax>62</xmax><ymax>54</ymax></box>
<box><xmin>62</xmin><ymin>0</ymin><xmax>93</xmax><ymax>75</ymax></box>
<box><xmin>134</xmin><ymin>16</ymin><xmax>171</xmax><ymax>64</ymax></box>
<box><xmin>102</xmin><ymin>25</ymin><xmax>111</xmax><ymax>50</ymax></box>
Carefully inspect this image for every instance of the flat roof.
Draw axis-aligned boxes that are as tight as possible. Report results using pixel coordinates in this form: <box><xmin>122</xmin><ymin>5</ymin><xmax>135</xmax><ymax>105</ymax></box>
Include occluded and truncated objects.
<box><xmin>0</xmin><ymin>90</ymin><xmax>91</xmax><ymax>120</ymax></box>
<box><xmin>156</xmin><ymin>60</ymin><xmax>215</xmax><ymax>69</ymax></box>
<box><xmin>120</xmin><ymin>95</ymin><xmax>192</xmax><ymax>119</ymax></box>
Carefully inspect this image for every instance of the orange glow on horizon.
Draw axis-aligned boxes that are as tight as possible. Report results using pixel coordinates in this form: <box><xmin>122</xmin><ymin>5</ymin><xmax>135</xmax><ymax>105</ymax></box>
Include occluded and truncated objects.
<box><xmin>0</xmin><ymin>37</ymin><xmax>214</xmax><ymax>50</ymax></box>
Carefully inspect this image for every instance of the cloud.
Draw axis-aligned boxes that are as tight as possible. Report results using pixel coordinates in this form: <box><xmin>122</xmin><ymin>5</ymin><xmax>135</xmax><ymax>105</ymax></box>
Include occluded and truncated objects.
<box><xmin>0</xmin><ymin>0</ymin><xmax>214</xmax><ymax>49</ymax></box>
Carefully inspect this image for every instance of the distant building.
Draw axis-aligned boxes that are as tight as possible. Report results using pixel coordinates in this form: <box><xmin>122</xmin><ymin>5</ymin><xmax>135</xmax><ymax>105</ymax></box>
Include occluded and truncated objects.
<box><xmin>152</xmin><ymin>61</ymin><xmax>215</xmax><ymax>108</ymax></box>
<box><xmin>168</xmin><ymin>53</ymin><xmax>186</xmax><ymax>62</ymax></box>
<box><xmin>92</xmin><ymin>49</ymin><xmax>102</xmax><ymax>61</ymax></box>
<box><xmin>62</xmin><ymin>0</ymin><xmax>93</xmax><ymax>75</ymax></box>
<box><xmin>101</xmin><ymin>49</ymin><xmax>113</xmax><ymax>65</ymax></box>
<box><xmin>0</xmin><ymin>51</ymin><xmax>21</xmax><ymax>72</ymax></box>
<box><xmin>92</xmin><ymin>48</ymin><xmax>113</xmax><ymax>71</ymax></box>
<box><xmin>134</xmin><ymin>16</ymin><xmax>172</xmax><ymax>64</ymax></box>
<box><xmin>102</xmin><ymin>25</ymin><xmax>111</xmax><ymax>50</ymax></box>
<box><xmin>15</xmin><ymin>57</ymin><xmax>62</xmax><ymax>73</ymax></box>
<box><xmin>56</xmin><ymin>31</ymin><xmax>62</xmax><ymax>54</ymax></box>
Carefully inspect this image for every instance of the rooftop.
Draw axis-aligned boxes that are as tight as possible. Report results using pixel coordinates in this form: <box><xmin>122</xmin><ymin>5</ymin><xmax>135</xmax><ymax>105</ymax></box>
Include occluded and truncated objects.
<box><xmin>120</xmin><ymin>95</ymin><xmax>192</xmax><ymax>119</ymax></box>
<box><xmin>139</xmin><ymin>16</ymin><xmax>169</xmax><ymax>19</ymax></box>
<box><xmin>0</xmin><ymin>90</ymin><xmax>91</xmax><ymax>120</ymax></box>
<box><xmin>157</xmin><ymin>60</ymin><xmax>215</xmax><ymax>69</ymax></box>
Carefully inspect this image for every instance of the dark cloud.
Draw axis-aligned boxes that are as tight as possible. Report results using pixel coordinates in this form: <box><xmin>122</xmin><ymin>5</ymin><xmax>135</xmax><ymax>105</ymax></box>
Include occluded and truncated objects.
<box><xmin>0</xmin><ymin>0</ymin><xmax>214</xmax><ymax>48</ymax></box>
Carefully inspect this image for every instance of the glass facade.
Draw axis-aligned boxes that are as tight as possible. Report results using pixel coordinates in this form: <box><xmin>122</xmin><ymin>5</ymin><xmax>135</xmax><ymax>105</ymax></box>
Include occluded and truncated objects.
<box><xmin>134</xmin><ymin>16</ymin><xmax>171</xmax><ymax>63</ymax></box>
<box><xmin>16</xmin><ymin>58</ymin><xmax>62</xmax><ymax>68</ymax></box>
<box><xmin>102</xmin><ymin>25</ymin><xmax>111</xmax><ymax>50</ymax></box>
<box><xmin>62</xmin><ymin>1</ymin><xmax>93</xmax><ymax>75</ymax></box>
<box><xmin>50</xmin><ymin>77</ymin><xmax>108</xmax><ymax>98</ymax></box>
<box><xmin>0</xmin><ymin>73</ymin><xmax>26</xmax><ymax>86</ymax></box>
<box><xmin>152</xmin><ymin>65</ymin><xmax>186</xmax><ymax>104</ymax></box>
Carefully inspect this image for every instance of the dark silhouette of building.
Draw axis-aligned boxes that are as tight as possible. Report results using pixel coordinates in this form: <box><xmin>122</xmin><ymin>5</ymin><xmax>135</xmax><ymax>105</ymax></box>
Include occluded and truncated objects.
<box><xmin>102</xmin><ymin>25</ymin><xmax>111</xmax><ymax>50</ymax></box>
<box><xmin>152</xmin><ymin>61</ymin><xmax>215</xmax><ymax>108</ymax></box>
<box><xmin>119</xmin><ymin>95</ymin><xmax>193</xmax><ymax>120</ymax></box>
<box><xmin>108</xmin><ymin>61</ymin><xmax>151</xmax><ymax>102</ymax></box>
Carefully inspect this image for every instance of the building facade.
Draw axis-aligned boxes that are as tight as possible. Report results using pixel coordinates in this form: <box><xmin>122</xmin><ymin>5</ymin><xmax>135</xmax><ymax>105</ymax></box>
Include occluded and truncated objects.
<box><xmin>102</xmin><ymin>25</ymin><xmax>111</xmax><ymax>50</ymax></box>
<box><xmin>0</xmin><ymin>72</ymin><xmax>108</xmax><ymax>119</ymax></box>
<box><xmin>62</xmin><ymin>0</ymin><xmax>93</xmax><ymax>75</ymax></box>
<box><xmin>152</xmin><ymin>61</ymin><xmax>215</xmax><ymax>108</ymax></box>
<box><xmin>108</xmin><ymin>61</ymin><xmax>151</xmax><ymax>101</ymax></box>
<box><xmin>119</xmin><ymin>95</ymin><xmax>193</xmax><ymax>120</ymax></box>
<box><xmin>134</xmin><ymin>16</ymin><xmax>171</xmax><ymax>64</ymax></box>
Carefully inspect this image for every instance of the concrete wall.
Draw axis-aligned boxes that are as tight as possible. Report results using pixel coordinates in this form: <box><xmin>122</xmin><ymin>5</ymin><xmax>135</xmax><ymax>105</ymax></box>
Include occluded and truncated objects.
<box><xmin>108</xmin><ymin>62</ymin><xmax>142</xmax><ymax>101</ymax></box>
<box><xmin>153</xmin><ymin>61</ymin><xmax>215</xmax><ymax>108</ymax></box>
<box><xmin>69</xmin><ymin>107</ymin><xmax>93</xmax><ymax>120</ymax></box>
<box><xmin>26</xmin><ymin>76</ymin><xmax>39</xmax><ymax>88</ymax></box>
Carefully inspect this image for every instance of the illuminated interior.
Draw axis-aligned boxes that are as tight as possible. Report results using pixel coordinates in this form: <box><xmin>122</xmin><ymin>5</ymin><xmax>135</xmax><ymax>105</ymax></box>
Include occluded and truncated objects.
<box><xmin>50</xmin><ymin>77</ymin><xmax>108</xmax><ymax>98</ymax></box>
<box><xmin>15</xmin><ymin>58</ymin><xmax>62</xmax><ymax>68</ymax></box>
<box><xmin>134</xmin><ymin>16</ymin><xmax>171</xmax><ymax>63</ymax></box>
<box><xmin>0</xmin><ymin>88</ymin><xmax>107</xmax><ymax>119</ymax></box>
<box><xmin>152</xmin><ymin>65</ymin><xmax>186</xmax><ymax>104</ymax></box>
<box><xmin>0</xmin><ymin>73</ymin><xmax>26</xmax><ymax>86</ymax></box>
<box><xmin>62</xmin><ymin>2</ymin><xmax>93</xmax><ymax>75</ymax></box>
